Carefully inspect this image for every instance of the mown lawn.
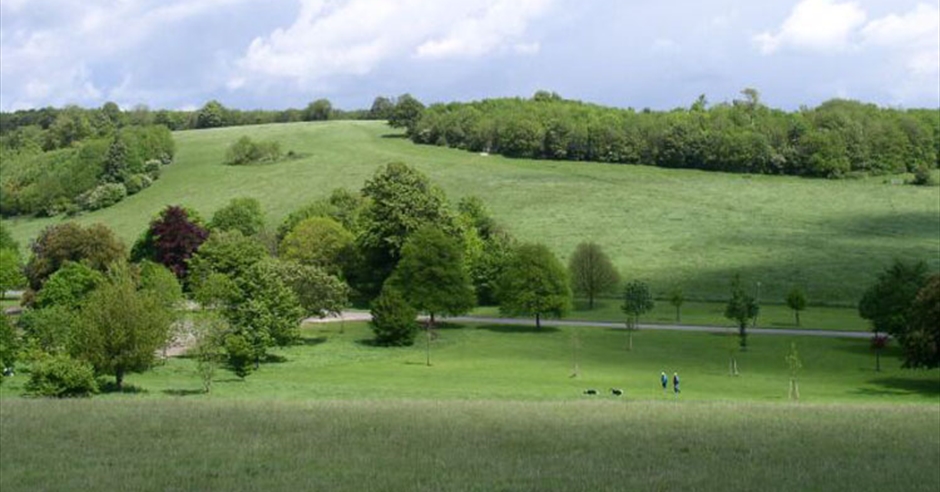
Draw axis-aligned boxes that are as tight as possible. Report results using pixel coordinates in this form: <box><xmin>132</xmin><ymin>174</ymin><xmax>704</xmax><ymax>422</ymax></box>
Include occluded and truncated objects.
<box><xmin>3</xmin><ymin>121</ymin><xmax>938</xmax><ymax>304</ymax></box>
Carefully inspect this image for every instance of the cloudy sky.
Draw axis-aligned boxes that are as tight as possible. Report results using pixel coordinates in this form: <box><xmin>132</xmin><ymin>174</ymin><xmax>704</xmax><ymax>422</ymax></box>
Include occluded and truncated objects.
<box><xmin>1</xmin><ymin>0</ymin><xmax>938</xmax><ymax>112</ymax></box>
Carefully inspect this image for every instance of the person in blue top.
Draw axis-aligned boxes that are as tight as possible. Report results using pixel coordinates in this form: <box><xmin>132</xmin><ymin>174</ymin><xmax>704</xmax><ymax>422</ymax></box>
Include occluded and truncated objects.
<box><xmin>673</xmin><ymin>372</ymin><xmax>680</xmax><ymax>395</ymax></box>
<box><xmin>660</xmin><ymin>372</ymin><xmax>668</xmax><ymax>393</ymax></box>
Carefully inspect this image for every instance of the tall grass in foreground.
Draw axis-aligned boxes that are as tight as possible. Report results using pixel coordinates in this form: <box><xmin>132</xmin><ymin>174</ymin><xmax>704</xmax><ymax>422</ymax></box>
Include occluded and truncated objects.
<box><xmin>1</xmin><ymin>399</ymin><xmax>937</xmax><ymax>492</ymax></box>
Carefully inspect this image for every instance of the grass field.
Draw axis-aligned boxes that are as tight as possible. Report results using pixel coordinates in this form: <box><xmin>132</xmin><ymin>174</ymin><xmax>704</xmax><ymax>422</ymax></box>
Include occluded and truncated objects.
<box><xmin>3</xmin><ymin>320</ymin><xmax>935</xmax><ymax>403</ymax></box>
<box><xmin>1</xmin><ymin>321</ymin><xmax>938</xmax><ymax>491</ymax></box>
<box><xmin>2</xmin><ymin>398</ymin><xmax>938</xmax><ymax>492</ymax></box>
<box><xmin>3</xmin><ymin>121</ymin><xmax>938</xmax><ymax>304</ymax></box>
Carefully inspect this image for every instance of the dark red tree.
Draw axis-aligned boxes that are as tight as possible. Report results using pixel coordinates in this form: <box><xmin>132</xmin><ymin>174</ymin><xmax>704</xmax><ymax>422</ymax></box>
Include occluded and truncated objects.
<box><xmin>136</xmin><ymin>206</ymin><xmax>208</xmax><ymax>279</ymax></box>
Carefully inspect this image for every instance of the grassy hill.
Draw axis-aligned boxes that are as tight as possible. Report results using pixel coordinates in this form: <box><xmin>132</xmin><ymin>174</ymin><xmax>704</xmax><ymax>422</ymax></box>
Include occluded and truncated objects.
<box><xmin>4</xmin><ymin>120</ymin><xmax>938</xmax><ymax>304</ymax></box>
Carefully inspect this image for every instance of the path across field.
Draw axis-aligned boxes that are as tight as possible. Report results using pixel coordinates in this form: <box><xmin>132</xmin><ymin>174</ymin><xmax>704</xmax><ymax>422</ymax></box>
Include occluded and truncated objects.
<box><xmin>306</xmin><ymin>312</ymin><xmax>872</xmax><ymax>339</ymax></box>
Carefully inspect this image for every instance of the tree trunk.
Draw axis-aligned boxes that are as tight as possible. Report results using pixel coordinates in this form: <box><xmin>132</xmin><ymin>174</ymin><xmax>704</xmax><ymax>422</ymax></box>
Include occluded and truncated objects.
<box><xmin>795</xmin><ymin>310</ymin><xmax>800</xmax><ymax>327</ymax></box>
<box><xmin>738</xmin><ymin>323</ymin><xmax>748</xmax><ymax>350</ymax></box>
<box><xmin>535</xmin><ymin>313</ymin><xmax>541</xmax><ymax>330</ymax></box>
<box><xmin>115</xmin><ymin>367</ymin><xmax>125</xmax><ymax>391</ymax></box>
<box><xmin>425</xmin><ymin>318</ymin><xmax>431</xmax><ymax>367</ymax></box>
<box><xmin>588</xmin><ymin>295</ymin><xmax>594</xmax><ymax>310</ymax></box>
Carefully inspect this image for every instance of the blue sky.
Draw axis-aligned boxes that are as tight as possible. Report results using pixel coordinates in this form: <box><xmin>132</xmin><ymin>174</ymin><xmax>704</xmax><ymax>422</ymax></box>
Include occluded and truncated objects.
<box><xmin>1</xmin><ymin>0</ymin><xmax>938</xmax><ymax>112</ymax></box>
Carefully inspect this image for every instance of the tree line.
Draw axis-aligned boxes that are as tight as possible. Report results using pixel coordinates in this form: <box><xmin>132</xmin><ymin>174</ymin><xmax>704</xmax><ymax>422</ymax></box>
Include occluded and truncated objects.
<box><xmin>407</xmin><ymin>90</ymin><xmax>940</xmax><ymax>178</ymax></box>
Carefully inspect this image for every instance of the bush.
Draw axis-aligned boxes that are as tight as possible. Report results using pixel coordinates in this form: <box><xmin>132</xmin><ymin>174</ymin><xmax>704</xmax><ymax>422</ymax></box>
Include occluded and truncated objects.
<box><xmin>143</xmin><ymin>159</ymin><xmax>162</xmax><ymax>179</ymax></box>
<box><xmin>125</xmin><ymin>173</ymin><xmax>153</xmax><ymax>195</ymax></box>
<box><xmin>25</xmin><ymin>353</ymin><xmax>98</xmax><ymax>397</ymax></box>
<box><xmin>0</xmin><ymin>314</ymin><xmax>18</xmax><ymax>380</ymax></box>
<box><xmin>224</xmin><ymin>333</ymin><xmax>254</xmax><ymax>379</ymax></box>
<box><xmin>224</xmin><ymin>136</ymin><xmax>282</xmax><ymax>165</ymax></box>
<box><xmin>910</xmin><ymin>165</ymin><xmax>937</xmax><ymax>186</ymax></box>
<box><xmin>370</xmin><ymin>286</ymin><xmax>418</xmax><ymax>346</ymax></box>
<box><xmin>78</xmin><ymin>182</ymin><xmax>127</xmax><ymax>211</ymax></box>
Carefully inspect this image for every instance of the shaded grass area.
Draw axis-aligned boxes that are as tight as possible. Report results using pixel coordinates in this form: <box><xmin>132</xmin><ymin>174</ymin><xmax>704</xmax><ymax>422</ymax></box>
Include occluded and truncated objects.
<box><xmin>1</xmin><ymin>398</ymin><xmax>938</xmax><ymax>492</ymax></box>
<box><xmin>3</xmin><ymin>121</ymin><xmax>938</xmax><ymax>304</ymax></box>
<box><xmin>3</xmin><ymin>321</ymin><xmax>935</xmax><ymax>404</ymax></box>
<box><xmin>473</xmin><ymin>297</ymin><xmax>868</xmax><ymax>331</ymax></box>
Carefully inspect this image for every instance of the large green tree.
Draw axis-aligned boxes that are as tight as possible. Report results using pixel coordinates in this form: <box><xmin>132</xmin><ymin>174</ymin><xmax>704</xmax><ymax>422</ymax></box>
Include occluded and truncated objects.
<box><xmin>305</xmin><ymin>99</ymin><xmax>333</xmax><ymax>121</ymax></box>
<box><xmin>25</xmin><ymin>222</ymin><xmax>126</xmax><ymax>292</ymax></box>
<box><xmin>72</xmin><ymin>263</ymin><xmax>173</xmax><ymax>390</ymax></box>
<box><xmin>0</xmin><ymin>247</ymin><xmax>26</xmax><ymax>299</ymax></box>
<box><xmin>209</xmin><ymin>197</ymin><xmax>265</xmax><ymax>237</ymax></box>
<box><xmin>391</xmin><ymin>227</ymin><xmax>475</xmax><ymax>366</ymax></box>
<box><xmin>357</xmin><ymin>162</ymin><xmax>455</xmax><ymax>297</ymax></box>
<box><xmin>903</xmin><ymin>274</ymin><xmax>940</xmax><ymax>369</ymax></box>
<box><xmin>279</xmin><ymin>216</ymin><xmax>354</xmax><ymax>275</ymax></box>
<box><xmin>859</xmin><ymin>259</ymin><xmax>929</xmax><ymax>338</ymax></box>
<box><xmin>568</xmin><ymin>242</ymin><xmax>620</xmax><ymax>309</ymax></box>
<box><xmin>497</xmin><ymin>243</ymin><xmax>571</xmax><ymax>329</ymax></box>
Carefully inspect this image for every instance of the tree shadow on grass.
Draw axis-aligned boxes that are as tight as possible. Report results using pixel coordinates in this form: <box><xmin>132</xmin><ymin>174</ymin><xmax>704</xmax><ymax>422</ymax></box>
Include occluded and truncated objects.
<box><xmin>475</xmin><ymin>324</ymin><xmax>560</xmax><ymax>334</ymax></box>
<box><xmin>299</xmin><ymin>336</ymin><xmax>328</xmax><ymax>347</ymax></box>
<box><xmin>98</xmin><ymin>382</ymin><xmax>147</xmax><ymax>394</ymax></box>
<box><xmin>162</xmin><ymin>388</ymin><xmax>205</xmax><ymax>397</ymax></box>
<box><xmin>380</xmin><ymin>133</ymin><xmax>408</xmax><ymax>139</ymax></box>
<box><xmin>854</xmin><ymin>377</ymin><xmax>940</xmax><ymax>398</ymax></box>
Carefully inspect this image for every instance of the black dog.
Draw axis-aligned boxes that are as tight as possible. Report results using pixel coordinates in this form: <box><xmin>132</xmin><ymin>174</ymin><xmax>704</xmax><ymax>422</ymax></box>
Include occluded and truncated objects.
<box><xmin>583</xmin><ymin>389</ymin><xmax>598</xmax><ymax>395</ymax></box>
<box><xmin>610</xmin><ymin>388</ymin><xmax>623</xmax><ymax>396</ymax></box>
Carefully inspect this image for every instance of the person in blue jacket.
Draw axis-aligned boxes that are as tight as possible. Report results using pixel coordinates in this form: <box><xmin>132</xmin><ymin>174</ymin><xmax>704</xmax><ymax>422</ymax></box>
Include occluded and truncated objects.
<box><xmin>660</xmin><ymin>371</ymin><xmax>668</xmax><ymax>393</ymax></box>
<box><xmin>673</xmin><ymin>372</ymin><xmax>680</xmax><ymax>395</ymax></box>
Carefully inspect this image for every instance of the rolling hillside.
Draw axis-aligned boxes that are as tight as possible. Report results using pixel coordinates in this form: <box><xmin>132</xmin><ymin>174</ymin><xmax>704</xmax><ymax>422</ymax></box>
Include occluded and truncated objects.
<box><xmin>4</xmin><ymin>120</ymin><xmax>938</xmax><ymax>304</ymax></box>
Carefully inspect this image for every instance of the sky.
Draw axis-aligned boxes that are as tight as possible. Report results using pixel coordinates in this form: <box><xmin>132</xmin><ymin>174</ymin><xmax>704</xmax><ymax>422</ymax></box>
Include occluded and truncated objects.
<box><xmin>1</xmin><ymin>0</ymin><xmax>938</xmax><ymax>112</ymax></box>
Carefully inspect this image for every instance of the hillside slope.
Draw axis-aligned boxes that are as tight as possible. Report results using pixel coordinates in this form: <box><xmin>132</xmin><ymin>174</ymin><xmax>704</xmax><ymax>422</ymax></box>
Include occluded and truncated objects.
<box><xmin>5</xmin><ymin>120</ymin><xmax>938</xmax><ymax>303</ymax></box>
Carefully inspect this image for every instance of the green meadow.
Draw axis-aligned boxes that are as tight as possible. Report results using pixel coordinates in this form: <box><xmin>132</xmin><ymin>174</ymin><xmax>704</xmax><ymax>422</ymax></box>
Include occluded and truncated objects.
<box><xmin>1</xmin><ymin>321</ymin><xmax>938</xmax><ymax>491</ymax></box>
<box><xmin>4</xmin><ymin>121</ymin><xmax>938</xmax><ymax>305</ymax></box>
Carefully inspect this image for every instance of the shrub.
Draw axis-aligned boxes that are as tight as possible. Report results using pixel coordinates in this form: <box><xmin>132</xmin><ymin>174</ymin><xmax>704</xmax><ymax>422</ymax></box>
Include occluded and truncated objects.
<box><xmin>125</xmin><ymin>173</ymin><xmax>153</xmax><ymax>195</ymax></box>
<box><xmin>370</xmin><ymin>285</ymin><xmax>418</xmax><ymax>346</ymax></box>
<box><xmin>78</xmin><ymin>182</ymin><xmax>127</xmax><ymax>211</ymax></box>
<box><xmin>25</xmin><ymin>353</ymin><xmax>98</xmax><ymax>397</ymax></box>
<box><xmin>224</xmin><ymin>136</ymin><xmax>282</xmax><ymax>165</ymax></box>
<box><xmin>224</xmin><ymin>333</ymin><xmax>254</xmax><ymax>379</ymax></box>
<box><xmin>0</xmin><ymin>314</ymin><xmax>18</xmax><ymax>380</ymax></box>
<box><xmin>143</xmin><ymin>159</ymin><xmax>162</xmax><ymax>179</ymax></box>
<box><xmin>910</xmin><ymin>165</ymin><xmax>936</xmax><ymax>186</ymax></box>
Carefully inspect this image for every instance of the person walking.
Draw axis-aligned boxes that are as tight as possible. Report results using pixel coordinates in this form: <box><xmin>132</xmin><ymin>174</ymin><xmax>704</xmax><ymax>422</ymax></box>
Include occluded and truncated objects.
<box><xmin>673</xmin><ymin>372</ymin><xmax>680</xmax><ymax>397</ymax></box>
<box><xmin>660</xmin><ymin>371</ymin><xmax>668</xmax><ymax>394</ymax></box>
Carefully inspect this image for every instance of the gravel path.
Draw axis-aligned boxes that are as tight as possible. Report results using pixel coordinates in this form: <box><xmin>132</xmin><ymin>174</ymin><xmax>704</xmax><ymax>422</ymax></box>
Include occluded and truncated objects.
<box><xmin>306</xmin><ymin>312</ymin><xmax>872</xmax><ymax>339</ymax></box>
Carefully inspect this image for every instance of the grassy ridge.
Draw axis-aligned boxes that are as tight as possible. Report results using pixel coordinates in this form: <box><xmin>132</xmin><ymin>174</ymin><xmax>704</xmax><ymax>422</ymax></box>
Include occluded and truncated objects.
<box><xmin>1</xmin><ymin>398</ymin><xmax>937</xmax><ymax>492</ymax></box>
<box><xmin>4</xmin><ymin>121</ymin><xmax>938</xmax><ymax>303</ymax></box>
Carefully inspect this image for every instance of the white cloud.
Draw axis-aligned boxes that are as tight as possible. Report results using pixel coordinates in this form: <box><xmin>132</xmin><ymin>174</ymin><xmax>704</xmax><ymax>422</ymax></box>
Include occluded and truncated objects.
<box><xmin>0</xmin><ymin>0</ymin><xmax>247</xmax><ymax>110</ymax></box>
<box><xmin>861</xmin><ymin>3</ymin><xmax>940</xmax><ymax>76</ymax></box>
<box><xmin>753</xmin><ymin>0</ymin><xmax>867</xmax><ymax>55</ymax></box>
<box><xmin>234</xmin><ymin>0</ymin><xmax>552</xmax><ymax>85</ymax></box>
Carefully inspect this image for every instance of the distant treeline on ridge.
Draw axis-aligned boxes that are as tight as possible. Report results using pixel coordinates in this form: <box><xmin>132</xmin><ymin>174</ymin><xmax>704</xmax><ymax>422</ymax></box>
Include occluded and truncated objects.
<box><xmin>406</xmin><ymin>90</ymin><xmax>940</xmax><ymax>178</ymax></box>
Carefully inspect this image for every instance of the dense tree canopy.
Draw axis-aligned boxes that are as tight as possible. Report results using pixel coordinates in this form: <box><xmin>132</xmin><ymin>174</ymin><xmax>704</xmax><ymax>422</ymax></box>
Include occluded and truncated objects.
<box><xmin>391</xmin><ymin>226</ymin><xmax>475</xmax><ymax>324</ymax></box>
<box><xmin>209</xmin><ymin>197</ymin><xmax>265</xmax><ymax>237</ymax></box>
<box><xmin>133</xmin><ymin>206</ymin><xmax>209</xmax><ymax>279</ymax></box>
<box><xmin>25</xmin><ymin>222</ymin><xmax>126</xmax><ymax>292</ymax></box>
<box><xmin>497</xmin><ymin>243</ymin><xmax>571</xmax><ymax>329</ymax></box>
<box><xmin>858</xmin><ymin>259</ymin><xmax>929</xmax><ymax>338</ymax></box>
<box><xmin>72</xmin><ymin>263</ymin><xmax>173</xmax><ymax>390</ymax></box>
<box><xmin>903</xmin><ymin>274</ymin><xmax>940</xmax><ymax>369</ymax></box>
<box><xmin>356</xmin><ymin>162</ymin><xmax>455</xmax><ymax>296</ymax></box>
<box><xmin>409</xmin><ymin>92</ymin><xmax>939</xmax><ymax>178</ymax></box>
